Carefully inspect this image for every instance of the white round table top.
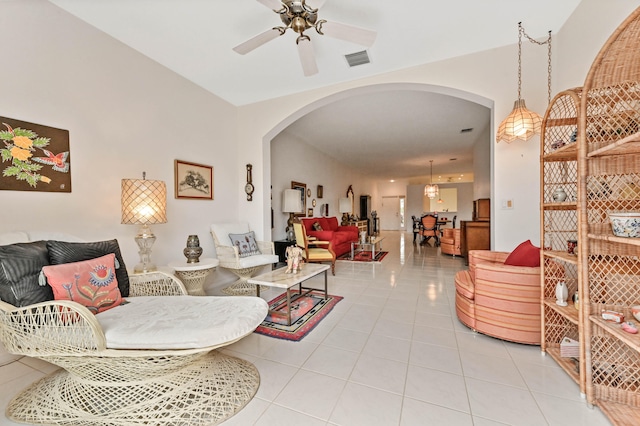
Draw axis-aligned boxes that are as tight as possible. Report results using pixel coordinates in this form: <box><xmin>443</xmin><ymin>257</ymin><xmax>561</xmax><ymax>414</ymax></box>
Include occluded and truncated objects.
<box><xmin>168</xmin><ymin>257</ymin><xmax>219</xmax><ymax>271</ymax></box>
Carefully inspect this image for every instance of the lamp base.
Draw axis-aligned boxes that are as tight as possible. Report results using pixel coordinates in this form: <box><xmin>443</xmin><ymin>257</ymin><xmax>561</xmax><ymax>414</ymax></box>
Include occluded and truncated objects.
<box><xmin>341</xmin><ymin>213</ymin><xmax>349</xmax><ymax>226</ymax></box>
<box><xmin>133</xmin><ymin>224</ymin><xmax>157</xmax><ymax>274</ymax></box>
<box><xmin>286</xmin><ymin>213</ymin><xmax>296</xmax><ymax>241</ymax></box>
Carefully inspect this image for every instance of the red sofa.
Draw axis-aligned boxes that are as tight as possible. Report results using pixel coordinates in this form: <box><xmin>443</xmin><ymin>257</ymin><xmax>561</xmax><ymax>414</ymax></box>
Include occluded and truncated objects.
<box><xmin>299</xmin><ymin>217</ymin><xmax>358</xmax><ymax>258</ymax></box>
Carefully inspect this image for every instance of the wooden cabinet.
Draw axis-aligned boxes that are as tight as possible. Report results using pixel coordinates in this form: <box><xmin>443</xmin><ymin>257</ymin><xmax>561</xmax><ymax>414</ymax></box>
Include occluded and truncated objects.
<box><xmin>473</xmin><ymin>198</ymin><xmax>490</xmax><ymax>221</ymax></box>
<box><xmin>347</xmin><ymin>220</ymin><xmax>367</xmax><ymax>236</ymax></box>
<box><xmin>460</xmin><ymin>220</ymin><xmax>490</xmax><ymax>260</ymax></box>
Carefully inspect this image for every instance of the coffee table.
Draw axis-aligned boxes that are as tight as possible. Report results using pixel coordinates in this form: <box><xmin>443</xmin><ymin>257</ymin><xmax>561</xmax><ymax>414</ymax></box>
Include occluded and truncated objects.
<box><xmin>248</xmin><ymin>263</ymin><xmax>329</xmax><ymax>326</ymax></box>
<box><xmin>350</xmin><ymin>236</ymin><xmax>386</xmax><ymax>260</ymax></box>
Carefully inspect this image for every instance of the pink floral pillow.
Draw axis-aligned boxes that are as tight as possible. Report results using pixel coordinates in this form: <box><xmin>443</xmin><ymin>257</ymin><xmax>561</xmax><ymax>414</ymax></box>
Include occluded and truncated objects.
<box><xmin>41</xmin><ymin>253</ymin><xmax>123</xmax><ymax>314</ymax></box>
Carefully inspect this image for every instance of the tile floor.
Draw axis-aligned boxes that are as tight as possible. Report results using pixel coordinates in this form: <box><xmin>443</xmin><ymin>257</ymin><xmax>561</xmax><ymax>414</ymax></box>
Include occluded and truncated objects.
<box><xmin>0</xmin><ymin>231</ymin><xmax>612</xmax><ymax>425</ymax></box>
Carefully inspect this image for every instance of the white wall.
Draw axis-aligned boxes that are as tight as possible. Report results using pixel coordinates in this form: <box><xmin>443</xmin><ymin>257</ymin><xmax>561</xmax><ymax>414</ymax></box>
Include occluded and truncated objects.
<box><xmin>270</xmin><ymin>132</ymin><xmax>375</xmax><ymax>241</ymax></box>
<box><xmin>240</xmin><ymin>1</ymin><xmax>640</xmax><ymax>251</ymax></box>
<box><xmin>0</xmin><ymin>1</ymin><xmax>239</xmax><ymax>270</ymax></box>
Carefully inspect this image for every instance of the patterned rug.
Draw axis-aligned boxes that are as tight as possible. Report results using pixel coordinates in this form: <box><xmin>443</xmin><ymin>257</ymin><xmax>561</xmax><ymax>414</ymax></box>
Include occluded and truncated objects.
<box><xmin>336</xmin><ymin>251</ymin><xmax>388</xmax><ymax>262</ymax></box>
<box><xmin>254</xmin><ymin>290</ymin><xmax>342</xmax><ymax>341</ymax></box>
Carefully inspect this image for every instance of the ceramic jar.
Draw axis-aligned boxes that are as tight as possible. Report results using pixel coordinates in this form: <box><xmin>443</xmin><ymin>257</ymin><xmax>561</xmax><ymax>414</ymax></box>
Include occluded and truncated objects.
<box><xmin>552</xmin><ymin>187</ymin><xmax>568</xmax><ymax>202</ymax></box>
<box><xmin>556</xmin><ymin>281</ymin><xmax>568</xmax><ymax>307</ymax></box>
<box><xmin>184</xmin><ymin>234</ymin><xmax>203</xmax><ymax>263</ymax></box>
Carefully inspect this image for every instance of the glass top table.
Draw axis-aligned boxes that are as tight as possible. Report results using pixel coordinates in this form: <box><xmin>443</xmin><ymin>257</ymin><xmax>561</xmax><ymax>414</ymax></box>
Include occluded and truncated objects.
<box><xmin>350</xmin><ymin>236</ymin><xmax>386</xmax><ymax>261</ymax></box>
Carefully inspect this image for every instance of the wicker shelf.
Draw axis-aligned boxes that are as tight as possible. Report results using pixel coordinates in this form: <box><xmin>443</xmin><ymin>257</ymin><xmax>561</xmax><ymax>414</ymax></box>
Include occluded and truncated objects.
<box><xmin>543</xmin><ymin>250</ymin><xmax>578</xmax><ymax>264</ymax></box>
<box><xmin>545</xmin><ymin>347</ymin><xmax>580</xmax><ymax>385</ymax></box>
<box><xmin>544</xmin><ymin>298</ymin><xmax>580</xmax><ymax>324</ymax></box>
<box><xmin>542</xmin><ymin>202</ymin><xmax>578</xmax><ymax>210</ymax></box>
<box><xmin>590</xmin><ymin>317</ymin><xmax>640</xmax><ymax>352</ymax></box>
<box><xmin>578</xmin><ymin>8</ymin><xmax>640</xmax><ymax>423</ymax></box>
<box><xmin>543</xmin><ymin>142</ymin><xmax>578</xmax><ymax>161</ymax></box>
<box><xmin>588</xmin><ymin>232</ymin><xmax>640</xmax><ymax>247</ymax></box>
<box><xmin>588</xmin><ymin>131</ymin><xmax>640</xmax><ymax>157</ymax></box>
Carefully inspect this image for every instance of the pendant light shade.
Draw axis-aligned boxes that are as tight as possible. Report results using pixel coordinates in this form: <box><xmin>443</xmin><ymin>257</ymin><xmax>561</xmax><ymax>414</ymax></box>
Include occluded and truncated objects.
<box><xmin>424</xmin><ymin>160</ymin><xmax>439</xmax><ymax>200</ymax></box>
<box><xmin>496</xmin><ymin>22</ymin><xmax>552</xmax><ymax>143</ymax></box>
<box><xmin>496</xmin><ymin>99</ymin><xmax>543</xmax><ymax>143</ymax></box>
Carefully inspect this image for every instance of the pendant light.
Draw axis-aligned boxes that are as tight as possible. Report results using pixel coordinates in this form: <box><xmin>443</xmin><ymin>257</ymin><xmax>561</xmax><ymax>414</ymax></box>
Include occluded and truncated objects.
<box><xmin>496</xmin><ymin>22</ymin><xmax>552</xmax><ymax>143</ymax></box>
<box><xmin>424</xmin><ymin>160</ymin><xmax>439</xmax><ymax>199</ymax></box>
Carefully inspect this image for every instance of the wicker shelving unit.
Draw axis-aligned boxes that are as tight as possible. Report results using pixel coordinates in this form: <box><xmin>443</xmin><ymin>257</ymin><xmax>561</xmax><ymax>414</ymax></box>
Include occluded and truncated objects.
<box><xmin>579</xmin><ymin>7</ymin><xmax>640</xmax><ymax>424</ymax></box>
<box><xmin>540</xmin><ymin>88</ymin><xmax>585</xmax><ymax>394</ymax></box>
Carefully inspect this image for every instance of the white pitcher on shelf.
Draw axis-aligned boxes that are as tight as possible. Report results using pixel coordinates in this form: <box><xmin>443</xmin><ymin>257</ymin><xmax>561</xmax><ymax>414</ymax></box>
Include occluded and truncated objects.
<box><xmin>556</xmin><ymin>281</ymin><xmax>568</xmax><ymax>306</ymax></box>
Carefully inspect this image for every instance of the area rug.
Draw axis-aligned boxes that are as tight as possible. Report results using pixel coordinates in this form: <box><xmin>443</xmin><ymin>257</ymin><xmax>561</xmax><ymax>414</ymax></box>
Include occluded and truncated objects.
<box><xmin>254</xmin><ymin>290</ymin><xmax>343</xmax><ymax>341</ymax></box>
<box><xmin>337</xmin><ymin>251</ymin><xmax>388</xmax><ymax>262</ymax></box>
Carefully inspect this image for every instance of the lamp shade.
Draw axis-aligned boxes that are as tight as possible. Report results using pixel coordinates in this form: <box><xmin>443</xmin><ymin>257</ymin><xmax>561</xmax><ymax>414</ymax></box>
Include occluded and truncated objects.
<box><xmin>339</xmin><ymin>197</ymin><xmax>351</xmax><ymax>214</ymax></box>
<box><xmin>496</xmin><ymin>99</ymin><xmax>543</xmax><ymax>143</ymax></box>
<box><xmin>282</xmin><ymin>189</ymin><xmax>302</xmax><ymax>213</ymax></box>
<box><xmin>121</xmin><ymin>178</ymin><xmax>167</xmax><ymax>225</ymax></box>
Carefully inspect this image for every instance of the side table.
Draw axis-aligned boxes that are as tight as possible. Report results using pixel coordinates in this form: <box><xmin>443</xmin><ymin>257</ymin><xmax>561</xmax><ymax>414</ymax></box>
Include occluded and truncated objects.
<box><xmin>168</xmin><ymin>258</ymin><xmax>219</xmax><ymax>296</ymax></box>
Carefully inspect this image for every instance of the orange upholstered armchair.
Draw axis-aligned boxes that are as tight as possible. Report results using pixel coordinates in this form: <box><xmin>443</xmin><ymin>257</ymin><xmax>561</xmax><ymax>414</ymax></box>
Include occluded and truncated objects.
<box><xmin>454</xmin><ymin>250</ymin><xmax>541</xmax><ymax>344</ymax></box>
<box><xmin>440</xmin><ymin>228</ymin><xmax>461</xmax><ymax>256</ymax></box>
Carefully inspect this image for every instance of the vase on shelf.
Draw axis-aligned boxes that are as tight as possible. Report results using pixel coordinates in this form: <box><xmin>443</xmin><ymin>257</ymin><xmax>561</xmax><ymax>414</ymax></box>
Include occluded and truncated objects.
<box><xmin>556</xmin><ymin>281</ymin><xmax>568</xmax><ymax>306</ymax></box>
<box><xmin>184</xmin><ymin>235</ymin><xmax>203</xmax><ymax>263</ymax></box>
<box><xmin>552</xmin><ymin>187</ymin><xmax>568</xmax><ymax>202</ymax></box>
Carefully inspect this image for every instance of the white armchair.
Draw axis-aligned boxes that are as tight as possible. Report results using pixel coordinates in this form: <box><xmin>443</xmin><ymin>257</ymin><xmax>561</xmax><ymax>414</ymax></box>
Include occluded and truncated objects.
<box><xmin>210</xmin><ymin>223</ymin><xmax>279</xmax><ymax>295</ymax></box>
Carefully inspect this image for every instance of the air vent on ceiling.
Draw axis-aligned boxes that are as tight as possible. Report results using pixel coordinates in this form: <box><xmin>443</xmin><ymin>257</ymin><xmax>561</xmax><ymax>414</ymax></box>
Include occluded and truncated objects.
<box><xmin>460</xmin><ymin>128</ymin><xmax>474</xmax><ymax>133</ymax></box>
<box><xmin>345</xmin><ymin>50</ymin><xmax>370</xmax><ymax>67</ymax></box>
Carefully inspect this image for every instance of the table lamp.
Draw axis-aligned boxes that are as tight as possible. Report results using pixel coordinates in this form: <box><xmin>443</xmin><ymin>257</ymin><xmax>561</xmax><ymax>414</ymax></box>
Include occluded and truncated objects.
<box><xmin>121</xmin><ymin>172</ymin><xmax>167</xmax><ymax>273</ymax></box>
<box><xmin>339</xmin><ymin>197</ymin><xmax>351</xmax><ymax>226</ymax></box>
<box><xmin>282</xmin><ymin>189</ymin><xmax>302</xmax><ymax>241</ymax></box>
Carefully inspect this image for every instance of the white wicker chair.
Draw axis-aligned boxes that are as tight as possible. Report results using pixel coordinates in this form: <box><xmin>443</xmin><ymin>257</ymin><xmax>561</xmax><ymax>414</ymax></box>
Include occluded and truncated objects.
<box><xmin>210</xmin><ymin>223</ymin><xmax>279</xmax><ymax>296</ymax></box>
<box><xmin>0</xmin><ymin>271</ymin><xmax>268</xmax><ymax>426</ymax></box>
<box><xmin>0</xmin><ymin>232</ymin><xmax>268</xmax><ymax>426</ymax></box>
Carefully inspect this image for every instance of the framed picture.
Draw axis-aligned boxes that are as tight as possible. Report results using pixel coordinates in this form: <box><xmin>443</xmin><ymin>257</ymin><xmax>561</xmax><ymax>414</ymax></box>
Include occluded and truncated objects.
<box><xmin>317</xmin><ymin>185</ymin><xmax>323</xmax><ymax>198</ymax></box>
<box><xmin>308</xmin><ymin>208</ymin><xmax>313</xmax><ymax>217</ymax></box>
<box><xmin>291</xmin><ymin>181</ymin><xmax>306</xmax><ymax>217</ymax></box>
<box><xmin>175</xmin><ymin>159</ymin><xmax>213</xmax><ymax>200</ymax></box>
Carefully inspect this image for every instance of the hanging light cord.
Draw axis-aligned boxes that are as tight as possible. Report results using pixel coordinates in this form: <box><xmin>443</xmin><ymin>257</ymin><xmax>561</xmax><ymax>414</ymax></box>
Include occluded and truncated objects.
<box><xmin>518</xmin><ymin>22</ymin><xmax>552</xmax><ymax>104</ymax></box>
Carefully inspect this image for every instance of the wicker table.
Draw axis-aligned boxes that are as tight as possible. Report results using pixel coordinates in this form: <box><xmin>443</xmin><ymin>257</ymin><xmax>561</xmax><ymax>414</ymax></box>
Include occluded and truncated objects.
<box><xmin>168</xmin><ymin>258</ymin><xmax>219</xmax><ymax>296</ymax></box>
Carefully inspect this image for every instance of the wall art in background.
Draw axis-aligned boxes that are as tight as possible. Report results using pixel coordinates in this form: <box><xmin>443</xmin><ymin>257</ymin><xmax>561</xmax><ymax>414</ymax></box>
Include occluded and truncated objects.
<box><xmin>174</xmin><ymin>160</ymin><xmax>213</xmax><ymax>200</ymax></box>
<box><xmin>0</xmin><ymin>116</ymin><xmax>71</xmax><ymax>192</ymax></box>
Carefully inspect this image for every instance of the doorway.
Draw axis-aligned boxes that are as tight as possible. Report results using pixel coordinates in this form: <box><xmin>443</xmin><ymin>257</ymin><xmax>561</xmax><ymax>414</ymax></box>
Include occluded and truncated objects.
<box><xmin>380</xmin><ymin>196</ymin><xmax>405</xmax><ymax>231</ymax></box>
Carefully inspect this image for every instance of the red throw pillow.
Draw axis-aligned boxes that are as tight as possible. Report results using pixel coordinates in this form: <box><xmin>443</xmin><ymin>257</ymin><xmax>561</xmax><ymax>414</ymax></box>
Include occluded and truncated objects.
<box><xmin>504</xmin><ymin>240</ymin><xmax>541</xmax><ymax>267</ymax></box>
<box><xmin>42</xmin><ymin>253</ymin><xmax>123</xmax><ymax>314</ymax></box>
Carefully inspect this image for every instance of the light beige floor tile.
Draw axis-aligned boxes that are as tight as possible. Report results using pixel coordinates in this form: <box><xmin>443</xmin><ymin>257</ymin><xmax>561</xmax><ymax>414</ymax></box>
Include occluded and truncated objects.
<box><xmin>260</xmin><ymin>339</ymin><xmax>319</xmax><ymax>367</ymax></box>
<box><xmin>413</xmin><ymin>324</ymin><xmax>458</xmax><ymax>349</ymax></box>
<box><xmin>362</xmin><ymin>334</ymin><xmax>411</xmax><ymax>363</ymax></box>
<box><xmin>400</xmin><ymin>397</ymin><xmax>473</xmax><ymax>426</ymax></box>
<box><xmin>460</xmin><ymin>351</ymin><xmax>527</xmax><ymax>389</ymax></box>
<box><xmin>409</xmin><ymin>341</ymin><xmax>463</xmax><ymax>375</ymax></box>
<box><xmin>404</xmin><ymin>364</ymin><xmax>470</xmax><ymax>413</ymax></box>
<box><xmin>465</xmin><ymin>377</ymin><xmax>547</xmax><ymax>426</ymax></box>
<box><xmin>532</xmin><ymin>391</ymin><xmax>612</xmax><ymax>425</ymax></box>
<box><xmin>321</xmin><ymin>326</ymin><xmax>369</xmax><ymax>353</ymax></box>
<box><xmin>329</xmin><ymin>382</ymin><xmax>403</xmax><ymax>426</ymax></box>
<box><xmin>302</xmin><ymin>345</ymin><xmax>359</xmax><ymax>379</ymax></box>
<box><xmin>252</xmin><ymin>358</ymin><xmax>299</xmax><ymax>402</ymax></box>
<box><xmin>349</xmin><ymin>353</ymin><xmax>407</xmax><ymax>394</ymax></box>
<box><xmin>255</xmin><ymin>403</ymin><xmax>327</xmax><ymax>426</ymax></box>
<box><xmin>274</xmin><ymin>369</ymin><xmax>345</xmax><ymax>420</ymax></box>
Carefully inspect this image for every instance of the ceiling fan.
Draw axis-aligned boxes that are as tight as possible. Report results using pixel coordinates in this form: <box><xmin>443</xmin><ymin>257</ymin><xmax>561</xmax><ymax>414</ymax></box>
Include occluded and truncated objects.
<box><xmin>233</xmin><ymin>0</ymin><xmax>377</xmax><ymax>76</ymax></box>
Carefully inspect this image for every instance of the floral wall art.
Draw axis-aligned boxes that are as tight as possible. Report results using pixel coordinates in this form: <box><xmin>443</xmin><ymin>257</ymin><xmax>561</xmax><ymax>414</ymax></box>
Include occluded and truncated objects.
<box><xmin>0</xmin><ymin>117</ymin><xmax>71</xmax><ymax>192</ymax></box>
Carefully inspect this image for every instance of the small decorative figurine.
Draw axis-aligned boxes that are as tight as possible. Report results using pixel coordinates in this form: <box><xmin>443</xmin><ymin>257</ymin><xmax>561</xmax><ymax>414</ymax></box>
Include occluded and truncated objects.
<box><xmin>285</xmin><ymin>246</ymin><xmax>304</xmax><ymax>274</ymax></box>
<box><xmin>555</xmin><ymin>281</ymin><xmax>568</xmax><ymax>306</ymax></box>
<box><xmin>622</xmin><ymin>321</ymin><xmax>638</xmax><ymax>334</ymax></box>
<box><xmin>184</xmin><ymin>235</ymin><xmax>203</xmax><ymax>263</ymax></box>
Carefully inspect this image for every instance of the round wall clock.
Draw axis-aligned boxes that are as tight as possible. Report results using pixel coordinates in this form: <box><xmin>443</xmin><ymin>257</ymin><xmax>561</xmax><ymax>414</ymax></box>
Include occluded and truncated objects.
<box><xmin>245</xmin><ymin>164</ymin><xmax>254</xmax><ymax>201</ymax></box>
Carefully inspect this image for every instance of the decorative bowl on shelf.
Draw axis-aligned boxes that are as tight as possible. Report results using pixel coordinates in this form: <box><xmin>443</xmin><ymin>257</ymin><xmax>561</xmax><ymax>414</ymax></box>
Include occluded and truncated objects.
<box><xmin>609</xmin><ymin>212</ymin><xmax>640</xmax><ymax>237</ymax></box>
<box><xmin>632</xmin><ymin>305</ymin><xmax>640</xmax><ymax>322</ymax></box>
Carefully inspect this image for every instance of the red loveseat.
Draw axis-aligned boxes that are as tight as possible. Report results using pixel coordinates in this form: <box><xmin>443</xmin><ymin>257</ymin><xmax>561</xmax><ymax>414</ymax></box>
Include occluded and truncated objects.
<box><xmin>299</xmin><ymin>217</ymin><xmax>358</xmax><ymax>258</ymax></box>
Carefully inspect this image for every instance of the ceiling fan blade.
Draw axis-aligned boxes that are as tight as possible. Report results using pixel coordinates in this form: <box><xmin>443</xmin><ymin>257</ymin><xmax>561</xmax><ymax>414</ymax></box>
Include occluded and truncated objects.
<box><xmin>318</xmin><ymin>21</ymin><xmax>377</xmax><ymax>47</ymax></box>
<box><xmin>233</xmin><ymin>28</ymin><xmax>283</xmax><ymax>55</ymax></box>
<box><xmin>256</xmin><ymin>0</ymin><xmax>283</xmax><ymax>11</ymax></box>
<box><xmin>305</xmin><ymin>0</ymin><xmax>326</xmax><ymax>9</ymax></box>
<box><xmin>297</xmin><ymin>37</ymin><xmax>318</xmax><ymax>76</ymax></box>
